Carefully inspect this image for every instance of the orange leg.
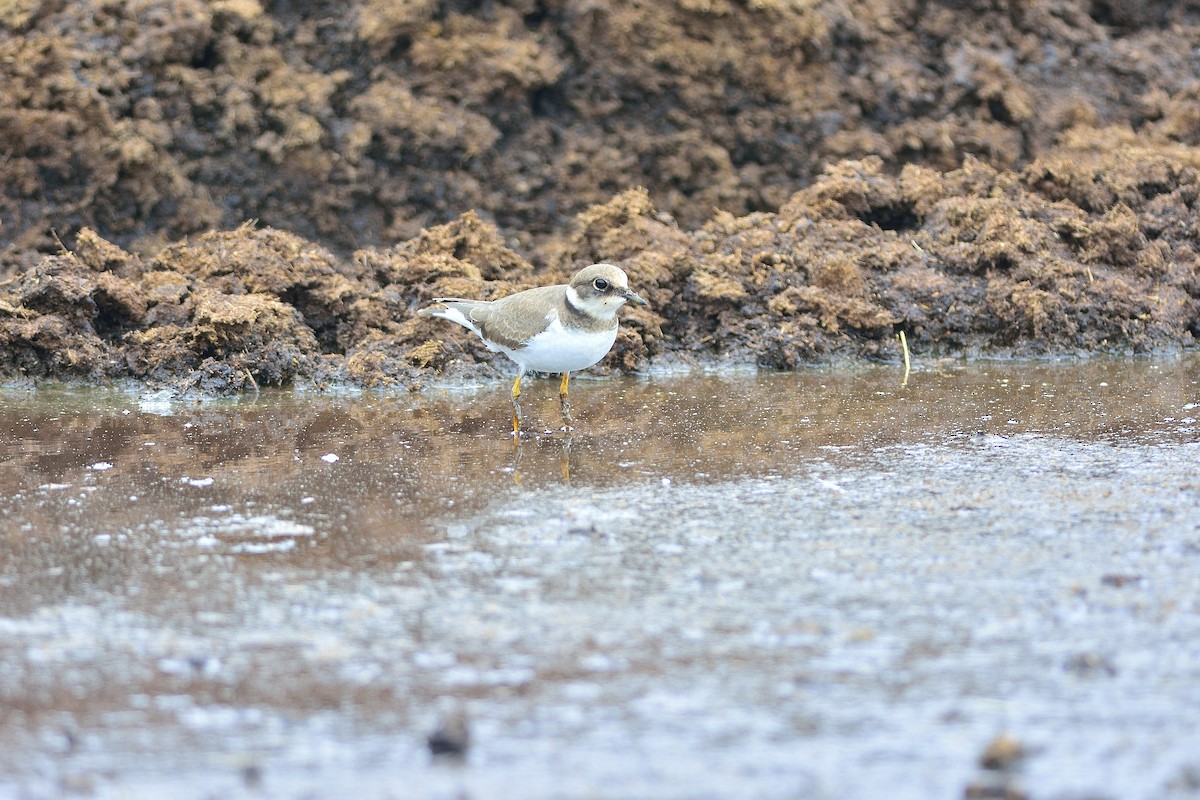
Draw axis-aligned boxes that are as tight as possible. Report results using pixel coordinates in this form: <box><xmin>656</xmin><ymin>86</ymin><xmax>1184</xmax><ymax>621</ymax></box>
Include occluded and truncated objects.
<box><xmin>558</xmin><ymin>371</ymin><xmax>573</xmax><ymax>430</ymax></box>
<box><xmin>511</xmin><ymin>369</ymin><xmax>524</xmax><ymax>437</ymax></box>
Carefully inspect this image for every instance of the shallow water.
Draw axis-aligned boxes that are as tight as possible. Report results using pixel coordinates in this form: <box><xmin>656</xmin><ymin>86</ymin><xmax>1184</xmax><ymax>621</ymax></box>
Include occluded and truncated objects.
<box><xmin>2</xmin><ymin>358</ymin><xmax>1200</xmax><ymax>799</ymax></box>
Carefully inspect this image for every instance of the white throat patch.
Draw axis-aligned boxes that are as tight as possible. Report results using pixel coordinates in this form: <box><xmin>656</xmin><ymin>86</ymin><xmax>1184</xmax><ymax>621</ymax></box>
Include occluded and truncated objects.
<box><xmin>566</xmin><ymin>286</ymin><xmax>584</xmax><ymax>308</ymax></box>
<box><xmin>567</xmin><ymin>285</ymin><xmax>622</xmax><ymax>320</ymax></box>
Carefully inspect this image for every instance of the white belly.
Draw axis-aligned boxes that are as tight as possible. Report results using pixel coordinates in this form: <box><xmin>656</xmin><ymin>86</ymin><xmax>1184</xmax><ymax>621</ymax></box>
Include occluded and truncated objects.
<box><xmin>500</xmin><ymin>318</ymin><xmax>618</xmax><ymax>373</ymax></box>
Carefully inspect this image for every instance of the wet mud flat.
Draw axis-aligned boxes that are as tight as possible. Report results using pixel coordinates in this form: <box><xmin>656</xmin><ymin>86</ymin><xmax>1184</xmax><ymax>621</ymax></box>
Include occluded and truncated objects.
<box><xmin>2</xmin><ymin>357</ymin><xmax>1200</xmax><ymax>799</ymax></box>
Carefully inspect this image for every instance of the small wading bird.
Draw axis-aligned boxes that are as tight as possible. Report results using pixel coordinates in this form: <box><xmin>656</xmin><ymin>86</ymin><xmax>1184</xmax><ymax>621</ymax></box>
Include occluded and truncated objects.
<box><xmin>419</xmin><ymin>263</ymin><xmax>648</xmax><ymax>435</ymax></box>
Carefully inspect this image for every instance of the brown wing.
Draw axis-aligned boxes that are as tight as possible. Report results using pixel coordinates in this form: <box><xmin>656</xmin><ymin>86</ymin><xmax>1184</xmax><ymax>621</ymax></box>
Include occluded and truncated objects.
<box><xmin>473</xmin><ymin>286</ymin><xmax>565</xmax><ymax>350</ymax></box>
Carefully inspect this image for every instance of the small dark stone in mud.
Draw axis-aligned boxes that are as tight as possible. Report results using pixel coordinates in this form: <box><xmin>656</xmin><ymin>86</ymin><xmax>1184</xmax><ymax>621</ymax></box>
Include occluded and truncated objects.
<box><xmin>979</xmin><ymin>733</ymin><xmax>1026</xmax><ymax>770</ymax></box>
<box><xmin>241</xmin><ymin>764</ymin><xmax>263</xmax><ymax>789</ymax></box>
<box><xmin>1064</xmin><ymin>652</ymin><xmax>1118</xmax><ymax>678</ymax></box>
<box><xmin>58</xmin><ymin>774</ymin><xmax>97</xmax><ymax>794</ymax></box>
<box><xmin>1100</xmin><ymin>573</ymin><xmax>1142</xmax><ymax>588</ymax></box>
<box><xmin>428</xmin><ymin>706</ymin><xmax>471</xmax><ymax>758</ymax></box>
<box><xmin>963</xmin><ymin>778</ymin><xmax>1028</xmax><ymax>800</ymax></box>
<box><xmin>966</xmin><ymin>735</ymin><xmax>1030</xmax><ymax>800</ymax></box>
<box><xmin>1167</xmin><ymin>765</ymin><xmax>1200</xmax><ymax>793</ymax></box>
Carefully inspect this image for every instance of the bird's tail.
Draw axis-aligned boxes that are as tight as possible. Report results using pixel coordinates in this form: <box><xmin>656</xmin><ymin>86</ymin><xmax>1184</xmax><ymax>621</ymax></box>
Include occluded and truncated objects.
<box><xmin>418</xmin><ymin>299</ymin><xmax>487</xmax><ymax>338</ymax></box>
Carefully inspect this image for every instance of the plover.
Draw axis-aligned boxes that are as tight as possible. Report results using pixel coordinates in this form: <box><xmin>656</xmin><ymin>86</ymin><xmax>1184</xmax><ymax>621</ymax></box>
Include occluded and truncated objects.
<box><xmin>419</xmin><ymin>263</ymin><xmax>648</xmax><ymax>434</ymax></box>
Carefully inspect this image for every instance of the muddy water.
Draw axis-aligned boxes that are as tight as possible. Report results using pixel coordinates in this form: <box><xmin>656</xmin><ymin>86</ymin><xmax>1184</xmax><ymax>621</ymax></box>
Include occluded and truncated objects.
<box><xmin>2</xmin><ymin>358</ymin><xmax>1200</xmax><ymax>799</ymax></box>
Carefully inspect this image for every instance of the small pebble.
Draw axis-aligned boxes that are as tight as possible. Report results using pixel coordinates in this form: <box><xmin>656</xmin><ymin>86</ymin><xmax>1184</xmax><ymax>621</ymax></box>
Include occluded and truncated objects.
<box><xmin>963</xmin><ymin>778</ymin><xmax>1027</xmax><ymax>800</ymax></box>
<box><xmin>428</xmin><ymin>705</ymin><xmax>470</xmax><ymax>757</ymax></box>
<box><xmin>1064</xmin><ymin>652</ymin><xmax>1117</xmax><ymax>677</ymax></box>
<box><xmin>979</xmin><ymin>733</ymin><xmax>1025</xmax><ymax>770</ymax></box>
<box><xmin>241</xmin><ymin>763</ymin><xmax>263</xmax><ymax>789</ymax></box>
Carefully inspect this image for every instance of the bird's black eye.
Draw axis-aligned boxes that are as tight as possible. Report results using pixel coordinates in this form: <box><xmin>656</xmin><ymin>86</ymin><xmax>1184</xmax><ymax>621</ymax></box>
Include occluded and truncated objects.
<box><xmin>592</xmin><ymin>278</ymin><xmax>610</xmax><ymax>291</ymax></box>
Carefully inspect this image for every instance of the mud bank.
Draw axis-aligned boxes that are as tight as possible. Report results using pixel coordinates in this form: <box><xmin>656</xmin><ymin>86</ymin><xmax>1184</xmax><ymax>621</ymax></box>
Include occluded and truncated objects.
<box><xmin>2</xmin><ymin>0</ymin><xmax>1200</xmax><ymax>264</ymax></box>
<box><xmin>3</xmin><ymin>2</ymin><xmax>1200</xmax><ymax>389</ymax></box>
<box><xmin>2</xmin><ymin>148</ymin><xmax>1199</xmax><ymax>391</ymax></box>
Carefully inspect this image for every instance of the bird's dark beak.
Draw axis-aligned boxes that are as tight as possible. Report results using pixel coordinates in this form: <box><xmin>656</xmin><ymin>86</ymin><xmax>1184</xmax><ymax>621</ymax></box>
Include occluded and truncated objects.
<box><xmin>623</xmin><ymin>290</ymin><xmax>649</xmax><ymax>306</ymax></box>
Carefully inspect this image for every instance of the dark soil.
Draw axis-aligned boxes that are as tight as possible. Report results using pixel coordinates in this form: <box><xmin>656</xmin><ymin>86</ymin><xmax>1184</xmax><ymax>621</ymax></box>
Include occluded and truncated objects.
<box><xmin>2</xmin><ymin>1</ymin><xmax>1199</xmax><ymax>389</ymax></box>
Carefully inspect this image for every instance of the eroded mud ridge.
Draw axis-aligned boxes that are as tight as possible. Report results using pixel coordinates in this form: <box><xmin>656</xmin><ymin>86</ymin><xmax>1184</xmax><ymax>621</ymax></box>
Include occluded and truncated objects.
<box><xmin>2</xmin><ymin>150</ymin><xmax>1199</xmax><ymax>390</ymax></box>
<box><xmin>2</xmin><ymin>1</ymin><xmax>1200</xmax><ymax>388</ymax></box>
